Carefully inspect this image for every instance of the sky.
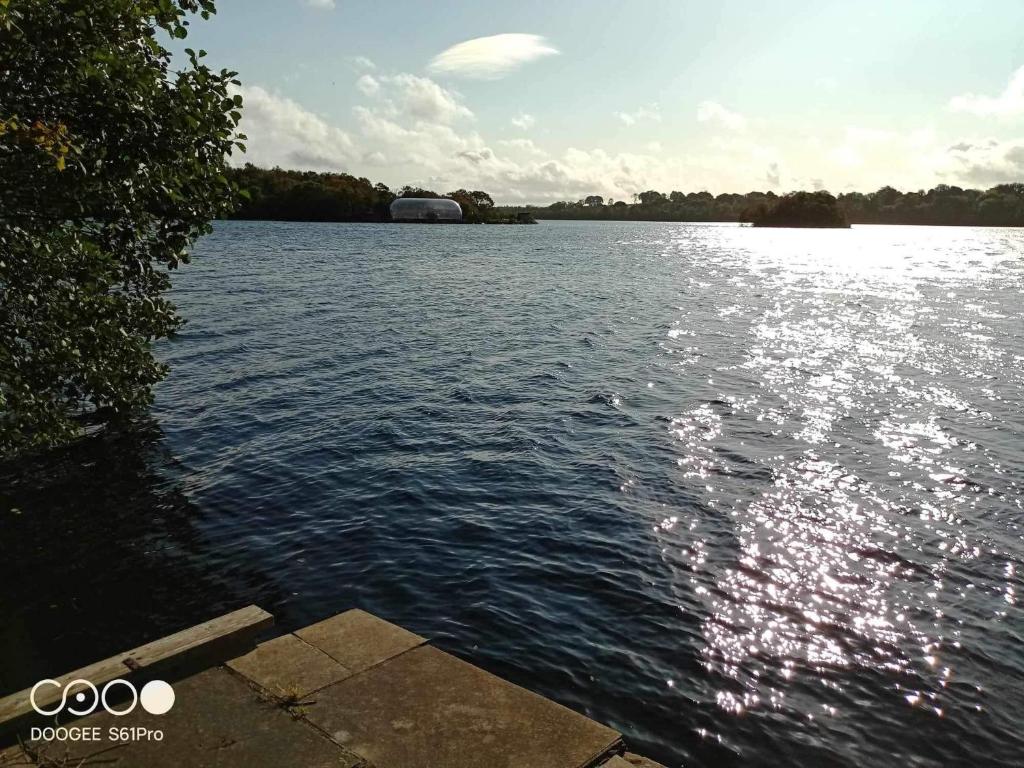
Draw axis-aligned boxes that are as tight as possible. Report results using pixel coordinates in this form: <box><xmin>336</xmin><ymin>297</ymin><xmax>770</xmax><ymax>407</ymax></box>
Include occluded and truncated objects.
<box><xmin>174</xmin><ymin>0</ymin><xmax>1024</xmax><ymax>203</ymax></box>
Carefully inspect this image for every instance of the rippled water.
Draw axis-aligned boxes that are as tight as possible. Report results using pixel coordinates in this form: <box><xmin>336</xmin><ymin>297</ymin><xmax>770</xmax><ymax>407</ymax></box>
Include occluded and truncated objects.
<box><xmin>3</xmin><ymin>221</ymin><xmax>1023</xmax><ymax>767</ymax></box>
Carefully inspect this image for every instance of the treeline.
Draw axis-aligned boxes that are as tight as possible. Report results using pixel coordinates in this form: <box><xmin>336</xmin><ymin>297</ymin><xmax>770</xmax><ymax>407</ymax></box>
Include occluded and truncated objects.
<box><xmin>499</xmin><ymin>184</ymin><xmax>1024</xmax><ymax>226</ymax></box>
<box><xmin>227</xmin><ymin>166</ymin><xmax>1024</xmax><ymax>227</ymax></box>
<box><xmin>227</xmin><ymin>164</ymin><xmax>499</xmax><ymax>222</ymax></box>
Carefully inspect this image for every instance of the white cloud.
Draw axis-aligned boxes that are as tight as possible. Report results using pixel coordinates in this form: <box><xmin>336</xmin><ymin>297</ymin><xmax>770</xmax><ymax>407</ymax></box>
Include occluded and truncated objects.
<box><xmin>428</xmin><ymin>33</ymin><xmax>559</xmax><ymax>80</ymax></box>
<box><xmin>356</xmin><ymin>74</ymin><xmax>380</xmax><ymax>96</ymax></box>
<box><xmin>511</xmin><ymin>112</ymin><xmax>536</xmax><ymax>130</ymax></box>
<box><xmin>236</xmin><ymin>75</ymin><xmax>764</xmax><ymax>200</ymax></box>
<box><xmin>697</xmin><ymin>101</ymin><xmax>746</xmax><ymax>131</ymax></box>
<box><xmin>615</xmin><ymin>105</ymin><xmax>661</xmax><ymax>126</ymax></box>
<box><xmin>304</xmin><ymin>0</ymin><xmax>335</xmax><ymax>9</ymax></box>
<box><xmin>350</xmin><ymin>79</ymin><xmax>685</xmax><ymax>200</ymax></box>
<box><xmin>350</xmin><ymin>56</ymin><xmax>376</xmax><ymax>71</ymax></box>
<box><xmin>364</xmin><ymin>73</ymin><xmax>474</xmax><ymax>124</ymax></box>
<box><xmin>498</xmin><ymin>138</ymin><xmax>546</xmax><ymax>156</ymax></box>
<box><xmin>232</xmin><ymin>85</ymin><xmax>356</xmax><ymax>170</ymax></box>
<box><xmin>235</xmin><ymin>61</ymin><xmax>1019</xmax><ymax>204</ymax></box>
<box><xmin>949</xmin><ymin>65</ymin><xmax>1024</xmax><ymax>117</ymax></box>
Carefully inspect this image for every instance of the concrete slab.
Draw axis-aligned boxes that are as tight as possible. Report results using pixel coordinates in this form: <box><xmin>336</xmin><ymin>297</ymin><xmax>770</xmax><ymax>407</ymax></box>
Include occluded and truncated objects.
<box><xmin>27</xmin><ymin>667</ymin><xmax>364</xmax><ymax>768</ymax></box>
<box><xmin>0</xmin><ymin>745</ymin><xmax>28</xmax><ymax>765</ymax></box>
<box><xmin>599</xmin><ymin>758</ymin><xmax>633</xmax><ymax>768</ymax></box>
<box><xmin>0</xmin><ymin>605</ymin><xmax>271</xmax><ymax>742</ymax></box>
<box><xmin>228</xmin><ymin>634</ymin><xmax>352</xmax><ymax>698</ymax></box>
<box><xmin>296</xmin><ymin>609</ymin><xmax>425</xmax><ymax>672</ymax></box>
<box><xmin>303</xmin><ymin>645</ymin><xmax>621</xmax><ymax>768</ymax></box>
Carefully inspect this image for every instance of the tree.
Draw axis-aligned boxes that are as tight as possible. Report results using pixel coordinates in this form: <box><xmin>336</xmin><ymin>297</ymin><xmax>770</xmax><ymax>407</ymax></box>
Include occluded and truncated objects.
<box><xmin>399</xmin><ymin>186</ymin><xmax>439</xmax><ymax>198</ymax></box>
<box><xmin>522</xmin><ymin>183</ymin><xmax>1023</xmax><ymax>226</ymax></box>
<box><xmin>470</xmin><ymin>190</ymin><xmax>494</xmax><ymax>211</ymax></box>
<box><xmin>0</xmin><ymin>0</ymin><xmax>244</xmax><ymax>456</ymax></box>
<box><xmin>638</xmin><ymin>190</ymin><xmax>666</xmax><ymax>206</ymax></box>
<box><xmin>747</xmin><ymin>191</ymin><xmax>849</xmax><ymax>228</ymax></box>
<box><xmin>584</xmin><ymin>195</ymin><xmax>604</xmax><ymax>207</ymax></box>
<box><xmin>447</xmin><ymin>189</ymin><xmax>484</xmax><ymax>222</ymax></box>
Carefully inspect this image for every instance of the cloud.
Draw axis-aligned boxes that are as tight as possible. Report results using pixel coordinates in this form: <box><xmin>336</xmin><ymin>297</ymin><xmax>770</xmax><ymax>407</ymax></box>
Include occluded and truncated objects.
<box><xmin>428</xmin><ymin>33</ymin><xmax>559</xmax><ymax>79</ymax></box>
<box><xmin>362</xmin><ymin>73</ymin><xmax>474</xmax><ymax>124</ymax></box>
<box><xmin>304</xmin><ymin>0</ymin><xmax>335</xmax><ymax>8</ymax></box>
<box><xmin>349</xmin><ymin>56</ymin><xmax>376</xmax><ymax>71</ymax></box>
<box><xmin>511</xmin><ymin>112</ymin><xmax>535</xmax><ymax>130</ymax></box>
<box><xmin>356</xmin><ymin>74</ymin><xmax>379</xmax><ymax>96</ymax></box>
<box><xmin>944</xmin><ymin>137</ymin><xmax>1024</xmax><ymax>185</ymax></box>
<box><xmin>350</xmin><ymin>77</ymin><xmax>688</xmax><ymax>200</ymax></box>
<box><xmin>498</xmin><ymin>138</ymin><xmax>546</xmax><ymax>156</ymax></box>
<box><xmin>949</xmin><ymin>65</ymin><xmax>1024</xmax><ymax>117</ymax></box>
<box><xmin>235</xmin><ymin>79</ymin><xmax>782</xmax><ymax>201</ymax></box>
<box><xmin>615</xmin><ymin>105</ymin><xmax>661</xmax><ymax>126</ymax></box>
<box><xmin>697</xmin><ymin>101</ymin><xmax>746</xmax><ymax>131</ymax></box>
<box><xmin>237</xmin><ymin>61</ymin><xmax>1017</xmax><ymax>204</ymax></box>
<box><xmin>830</xmin><ymin>126</ymin><xmax>897</xmax><ymax>167</ymax></box>
<box><xmin>232</xmin><ymin>85</ymin><xmax>356</xmax><ymax>170</ymax></box>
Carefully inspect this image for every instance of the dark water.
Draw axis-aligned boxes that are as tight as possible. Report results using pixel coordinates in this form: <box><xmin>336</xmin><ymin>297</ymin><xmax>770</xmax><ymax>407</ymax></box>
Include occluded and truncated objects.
<box><xmin>3</xmin><ymin>220</ymin><xmax>1024</xmax><ymax>767</ymax></box>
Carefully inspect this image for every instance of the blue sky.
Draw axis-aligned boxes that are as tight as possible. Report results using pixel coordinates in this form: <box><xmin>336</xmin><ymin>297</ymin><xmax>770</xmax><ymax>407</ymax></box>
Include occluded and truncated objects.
<box><xmin>177</xmin><ymin>0</ymin><xmax>1024</xmax><ymax>202</ymax></box>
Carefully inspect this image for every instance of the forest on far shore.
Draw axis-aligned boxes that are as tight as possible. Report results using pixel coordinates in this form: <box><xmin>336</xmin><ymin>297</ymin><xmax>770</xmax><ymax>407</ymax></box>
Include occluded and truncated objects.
<box><xmin>508</xmin><ymin>183</ymin><xmax>1024</xmax><ymax>226</ymax></box>
<box><xmin>227</xmin><ymin>165</ymin><xmax>1024</xmax><ymax>227</ymax></box>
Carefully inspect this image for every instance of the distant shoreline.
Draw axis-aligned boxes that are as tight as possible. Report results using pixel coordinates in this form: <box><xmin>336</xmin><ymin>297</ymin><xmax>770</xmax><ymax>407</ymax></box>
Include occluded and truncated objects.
<box><xmin>226</xmin><ymin>166</ymin><xmax>1024</xmax><ymax>228</ymax></box>
<box><xmin>221</xmin><ymin>216</ymin><xmax>1019</xmax><ymax>228</ymax></box>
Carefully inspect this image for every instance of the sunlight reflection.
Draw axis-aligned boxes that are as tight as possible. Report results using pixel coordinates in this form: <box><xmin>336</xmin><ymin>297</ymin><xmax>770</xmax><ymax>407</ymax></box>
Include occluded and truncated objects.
<box><xmin>655</xmin><ymin>225</ymin><xmax>1024</xmax><ymax>728</ymax></box>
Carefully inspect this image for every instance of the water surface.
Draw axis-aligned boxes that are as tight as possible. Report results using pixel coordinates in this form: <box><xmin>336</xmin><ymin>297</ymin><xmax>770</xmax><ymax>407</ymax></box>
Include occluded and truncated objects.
<box><xmin>3</xmin><ymin>221</ymin><xmax>1023</xmax><ymax>767</ymax></box>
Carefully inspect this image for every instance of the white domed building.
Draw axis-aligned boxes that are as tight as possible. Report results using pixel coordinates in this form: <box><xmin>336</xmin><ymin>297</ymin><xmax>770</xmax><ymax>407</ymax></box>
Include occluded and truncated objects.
<box><xmin>389</xmin><ymin>197</ymin><xmax>463</xmax><ymax>223</ymax></box>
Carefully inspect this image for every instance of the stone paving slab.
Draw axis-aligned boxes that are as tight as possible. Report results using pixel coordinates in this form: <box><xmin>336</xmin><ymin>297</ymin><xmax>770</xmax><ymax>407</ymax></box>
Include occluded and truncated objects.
<box><xmin>228</xmin><ymin>633</ymin><xmax>352</xmax><ymax>698</ymax></box>
<box><xmin>303</xmin><ymin>645</ymin><xmax>621</xmax><ymax>768</ymax></box>
<box><xmin>0</xmin><ymin>605</ymin><xmax>271</xmax><ymax>743</ymax></box>
<box><xmin>296</xmin><ymin>609</ymin><xmax>425</xmax><ymax>672</ymax></box>
<box><xmin>26</xmin><ymin>668</ymin><xmax>363</xmax><ymax>768</ymax></box>
<box><xmin>600</xmin><ymin>758</ymin><xmax>633</xmax><ymax>768</ymax></box>
<box><xmin>0</xmin><ymin>745</ymin><xmax>27</xmax><ymax>766</ymax></box>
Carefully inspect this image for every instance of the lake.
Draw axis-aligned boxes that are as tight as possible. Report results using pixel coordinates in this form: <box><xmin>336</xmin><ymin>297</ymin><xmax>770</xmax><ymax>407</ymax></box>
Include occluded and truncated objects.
<box><xmin>3</xmin><ymin>220</ymin><xmax>1023</xmax><ymax>767</ymax></box>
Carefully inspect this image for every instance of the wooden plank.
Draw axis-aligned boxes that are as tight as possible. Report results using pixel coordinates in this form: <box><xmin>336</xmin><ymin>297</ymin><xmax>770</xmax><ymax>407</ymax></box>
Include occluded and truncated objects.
<box><xmin>126</xmin><ymin>605</ymin><xmax>273</xmax><ymax>679</ymax></box>
<box><xmin>0</xmin><ymin>605</ymin><xmax>273</xmax><ymax>743</ymax></box>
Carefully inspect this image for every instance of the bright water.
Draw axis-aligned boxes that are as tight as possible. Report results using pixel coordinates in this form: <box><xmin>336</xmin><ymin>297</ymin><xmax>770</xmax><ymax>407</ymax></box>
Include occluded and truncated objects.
<box><xmin>3</xmin><ymin>220</ymin><xmax>1023</xmax><ymax>767</ymax></box>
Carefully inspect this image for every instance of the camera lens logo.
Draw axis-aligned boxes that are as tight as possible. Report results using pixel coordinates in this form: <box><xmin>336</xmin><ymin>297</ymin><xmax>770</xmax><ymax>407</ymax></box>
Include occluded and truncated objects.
<box><xmin>30</xmin><ymin>679</ymin><xmax>175</xmax><ymax>717</ymax></box>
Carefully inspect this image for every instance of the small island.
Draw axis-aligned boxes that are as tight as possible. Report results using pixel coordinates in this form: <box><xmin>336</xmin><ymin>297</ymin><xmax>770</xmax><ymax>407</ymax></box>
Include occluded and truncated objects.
<box><xmin>743</xmin><ymin>191</ymin><xmax>850</xmax><ymax>228</ymax></box>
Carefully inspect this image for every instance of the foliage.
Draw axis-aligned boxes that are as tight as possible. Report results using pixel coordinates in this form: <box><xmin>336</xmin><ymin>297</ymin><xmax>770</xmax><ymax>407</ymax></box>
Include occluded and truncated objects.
<box><xmin>229</xmin><ymin>166</ymin><xmax>506</xmax><ymax>223</ymax></box>
<box><xmin>446</xmin><ymin>189</ymin><xmax>494</xmax><ymax>223</ymax></box>
<box><xmin>230</xmin><ymin>164</ymin><xmax>394</xmax><ymax>221</ymax></box>
<box><xmin>0</xmin><ymin>0</ymin><xmax>244</xmax><ymax>456</ymax></box>
<box><xmin>502</xmin><ymin>184</ymin><xmax>1024</xmax><ymax>226</ymax></box>
<box><xmin>744</xmin><ymin>191</ymin><xmax>849</xmax><ymax>228</ymax></box>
